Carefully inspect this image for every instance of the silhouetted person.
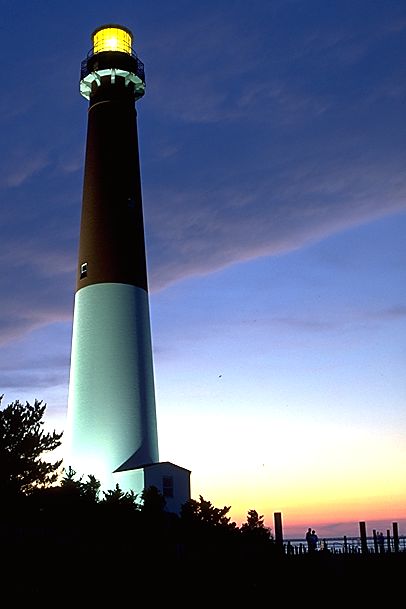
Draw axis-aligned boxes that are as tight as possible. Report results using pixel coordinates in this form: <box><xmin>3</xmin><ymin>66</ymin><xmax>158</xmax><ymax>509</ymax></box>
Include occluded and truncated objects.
<box><xmin>309</xmin><ymin>529</ymin><xmax>318</xmax><ymax>552</ymax></box>
<box><xmin>305</xmin><ymin>527</ymin><xmax>315</xmax><ymax>552</ymax></box>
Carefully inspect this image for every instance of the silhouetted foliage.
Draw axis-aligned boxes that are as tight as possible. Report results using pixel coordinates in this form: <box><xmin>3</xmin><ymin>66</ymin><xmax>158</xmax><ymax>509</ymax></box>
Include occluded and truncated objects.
<box><xmin>60</xmin><ymin>465</ymin><xmax>101</xmax><ymax>502</ymax></box>
<box><xmin>179</xmin><ymin>494</ymin><xmax>240</xmax><ymax>568</ymax></box>
<box><xmin>140</xmin><ymin>484</ymin><xmax>166</xmax><ymax>515</ymax></box>
<box><xmin>181</xmin><ymin>495</ymin><xmax>236</xmax><ymax>530</ymax></box>
<box><xmin>239</xmin><ymin>508</ymin><xmax>275</xmax><ymax>573</ymax></box>
<box><xmin>0</xmin><ymin>395</ymin><xmax>63</xmax><ymax>497</ymax></box>
<box><xmin>83</xmin><ymin>474</ymin><xmax>101</xmax><ymax>502</ymax></box>
<box><xmin>138</xmin><ymin>485</ymin><xmax>180</xmax><ymax>562</ymax></box>
<box><xmin>100</xmin><ymin>482</ymin><xmax>139</xmax><ymax>508</ymax></box>
<box><xmin>98</xmin><ymin>482</ymin><xmax>140</xmax><ymax>534</ymax></box>
<box><xmin>21</xmin><ymin>467</ymin><xmax>100</xmax><ymax>536</ymax></box>
<box><xmin>241</xmin><ymin>509</ymin><xmax>273</xmax><ymax>541</ymax></box>
<box><xmin>1</xmin><ymin>394</ymin><xmax>402</xmax><ymax>600</ymax></box>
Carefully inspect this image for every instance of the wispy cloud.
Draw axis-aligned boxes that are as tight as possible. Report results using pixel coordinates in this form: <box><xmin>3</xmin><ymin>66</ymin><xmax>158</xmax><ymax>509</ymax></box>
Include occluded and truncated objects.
<box><xmin>2</xmin><ymin>154</ymin><xmax>50</xmax><ymax>188</ymax></box>
<box><xmin>146</xmin><ymin>154</ymin><xmax>406</xmax><ymax>291</ymax></box>
<box><xmin>0</xmin><ymin>338</ymin><xmax>70</xmax><ymax>391</ymax></box>
<box><xmin>366</xmin><ymin>306</ymin><xmax>406</xmax><ymax>321</ymax></box>
<box><xmin>1</xmin><ymin>368</ymin><xmax>69</xmax><ymax>390</ymax></box>
<box><xmin>0</xmin><ymin>1</ymin><xmax>404</xmax><ymax>350</ymax></box>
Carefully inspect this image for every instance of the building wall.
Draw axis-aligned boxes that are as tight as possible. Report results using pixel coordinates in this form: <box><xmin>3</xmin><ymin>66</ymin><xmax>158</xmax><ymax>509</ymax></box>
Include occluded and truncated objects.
<box><xmin>144</xmin><ymin>463</ymin><xmax>191</xmax><ymax>515</ymax></box>
<box><xmin>65</xmin><ymin>282</ymin><xmax>159</xmax><ymax>491</ymax></box>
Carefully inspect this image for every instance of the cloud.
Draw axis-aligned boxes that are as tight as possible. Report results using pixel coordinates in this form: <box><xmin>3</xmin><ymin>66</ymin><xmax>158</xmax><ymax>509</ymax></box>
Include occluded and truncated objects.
<box><xmin>0</xmin><ymin>239</ymin><xmax>75</xmax><ymax>345</ymax></box>
<box><xmin>0</xmin><ymin>241</ymin><xmax>75</xmax><ymax>277</ymax></box>
<box><xmin>367</xmin><ymin>306</ymin><xmax>406</xmax><ymax>321</ymax></box>
<box><xmin>142</xmin><ymin>3</ymin><xmax>406</xmax><ymax>128</ymax></box>
<box><xmin>2</xmin><ymin>154</ymin><xmax>50</xmax><ymax>188</ymax></box>
<box><xmin>0</xmin><ymin>319</ymin><xmax>71</xmax><ymax>398</ymax></box>
<box><xmin>0</xmin><ymin>1</ymin><xmax>404</xmax><ymax>350</ymax></box>
<box><xmin>0</xmin><ymin>368</ymin><xmax>69</xmax><ymax>391</ymax></box>
<box><xmin>0</xmin><ymin>304</ymin><xmax>73</xmax><ymax>346</ymax></box>
<box><xmin>250</xmin><ymin>306</ymin><xmax>406</xmax><ymax>335</ymax></box>
<box><xmin>145</xmin><ymin>154</ymin><xmax>406</xmax><ymax>291</ymax></box>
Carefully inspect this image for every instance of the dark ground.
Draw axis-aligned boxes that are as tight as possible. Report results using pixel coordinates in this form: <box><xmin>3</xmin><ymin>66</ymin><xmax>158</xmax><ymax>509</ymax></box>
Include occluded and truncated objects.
<box><xmin>3</xmin><ymin>535</ymin><xmax>405</xmax><ymax>604</ymax></box>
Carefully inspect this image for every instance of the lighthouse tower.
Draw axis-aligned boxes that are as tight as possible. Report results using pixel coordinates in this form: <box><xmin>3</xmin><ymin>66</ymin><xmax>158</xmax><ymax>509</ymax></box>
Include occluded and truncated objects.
<box><xmin>65</xmin><ymin>25</ymin><xmax>190</xmax><ymax>510</ymax></box>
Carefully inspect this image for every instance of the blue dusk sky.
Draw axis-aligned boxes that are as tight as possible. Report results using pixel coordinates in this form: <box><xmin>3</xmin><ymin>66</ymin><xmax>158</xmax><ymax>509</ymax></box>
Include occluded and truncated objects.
<box><xmin>0</xmin><ymin>0</ymin><xmax>405</xmax><ymax>536</ymax></box>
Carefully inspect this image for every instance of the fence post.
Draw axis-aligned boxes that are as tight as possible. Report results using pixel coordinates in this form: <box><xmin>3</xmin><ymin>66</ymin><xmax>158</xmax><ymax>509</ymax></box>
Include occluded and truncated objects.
<box><xmin>393</xmin><ymin>522</ymin><xmax>399</xmax><ymax>553</ymax></box>
<box><xmin>359</xmin><ymin>521</ymin><xmax>368</xmax><ymax>554</ymax></box>
<box><xmin>373</xmin><ymin>529</ymin><xmax>378</xmax><ymax>554</ymax></box>
<box><xmin>386</xmin><ymin>529</ymin><xmax>391</xmax><ymax>553</ymax></box>
<box><xmin>274</xmin><ymin>512</ymin><xmax>284</xmax><ymax>551</ymax></box>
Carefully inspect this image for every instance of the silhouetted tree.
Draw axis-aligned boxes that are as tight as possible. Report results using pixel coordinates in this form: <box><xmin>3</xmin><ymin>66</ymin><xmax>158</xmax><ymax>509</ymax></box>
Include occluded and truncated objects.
<box><xmin>181</xmin><ymin>495</ymin><xmax>236</xmax><ymax>529</ymax></box>
<box><xmin>138</xmin><ymin>485</ymin><xmax>179</xmax><ymax>561</ymax></box>
<box><xmin>60</xmin><ymin>465</ymin><xmax>83</xmax><ymax>495</ymax></box>
<box><xmin>241</xmin><ymin>509</ymin><xmax>273</xmax><ymax>540</ymax></box>
<box><xmin>100</xmin><ymin>483</ymin><xmax>139</xmax><ymax>509</ymax></box>
<box><xmin>60</xmin><ymin>466</ymin><xmax>101</xmax><ymax>502</ymax></box>
<box><xmin>24</xmin><ymin>471</ymin><xmax>97</xmax><ymax>538</ymax></box>
<box><xmin>239</xmin><ymin>508</ymin><xmax>275</xmax><ymax>577</ymax></box>
<box><xmin>0</xmin><ymin>395</ymin><xmax>63</xmax><ymax>497</ymax></box>
<box><xmin>178</xmin><ymin>495</ymin><xmax>241</xmax><ymax>591</ymax></box>
<box><xmin>140</xmin><ymin>484</ymin><xmax>166</xmax><ymax>516</ymax></box>
<box><xmin>83</xmin><ymin>474</ymin><xmax>101</xmax><ymax>502</ymax></box>
<box><xmin>180</xmin><ymin>495</ymin><xmax>238</xmax><ymax>562</ymax></box>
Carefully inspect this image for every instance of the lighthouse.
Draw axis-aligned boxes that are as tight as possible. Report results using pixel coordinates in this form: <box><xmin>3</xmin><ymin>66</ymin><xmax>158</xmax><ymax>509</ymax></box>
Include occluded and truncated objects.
<box><xmin>65</xmin><ymin>25</ymin><xmax>190</xmax><ymax>511</ymax></box>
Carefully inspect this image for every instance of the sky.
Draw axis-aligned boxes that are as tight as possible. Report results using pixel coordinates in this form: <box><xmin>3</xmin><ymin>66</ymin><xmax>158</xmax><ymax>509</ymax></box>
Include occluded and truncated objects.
<box><xmin>0</xmin><ymin>0</ymin><xmax>405</xmax><ymax>538</ymax></box>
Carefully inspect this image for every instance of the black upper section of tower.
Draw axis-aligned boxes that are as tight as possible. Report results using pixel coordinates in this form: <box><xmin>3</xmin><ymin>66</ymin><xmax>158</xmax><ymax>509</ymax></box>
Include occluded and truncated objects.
<box><xmin>76</xmin><ymin>41</ymin><xmax>149</xmax><ymax>293</ymax></box>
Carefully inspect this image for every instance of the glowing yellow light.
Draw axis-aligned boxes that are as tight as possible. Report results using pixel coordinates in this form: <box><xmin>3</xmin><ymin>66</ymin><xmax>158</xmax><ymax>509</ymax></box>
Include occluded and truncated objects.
<box><xmin>106</xmin><ymin>37</ymin><xmax>118</xmax><ymax>50</ymax></box>
<box><xmin>93</xmin><ymin>26</ymin><xmax>132</xmax><ymax>55</ymax></box>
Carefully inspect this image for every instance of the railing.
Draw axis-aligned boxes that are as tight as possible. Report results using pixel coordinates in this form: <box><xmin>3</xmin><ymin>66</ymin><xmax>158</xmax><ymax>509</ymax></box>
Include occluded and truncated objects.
<box><xmin>282</xmin><ymin>535</ymin><xmax>406</xmax><ymax>555</ymax></box>
<box><xmin>272</xmin><ymin>513</ymin><xmax>405</xmax><ymax>557</ymax></box>
<box><xmin>80</xmin><ymin>50</ymin><xmax>145</xmax><ymax>83</ymax></box>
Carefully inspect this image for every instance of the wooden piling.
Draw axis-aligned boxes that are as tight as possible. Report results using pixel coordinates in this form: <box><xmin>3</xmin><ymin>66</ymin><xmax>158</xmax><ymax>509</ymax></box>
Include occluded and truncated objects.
<box><xmin>274</xmin><ymin>512</ymin><xmax>283</xmax><ymax>548</ymax></box>
<box><xmin>359</xmin><ymin>521</ymin><xmax>368</xmax><ymax>554</ymax></box>
<box><xmin>373</xmin><ymin>529</ymin><xmax>378</xmax><ymax>554</ymax></box>
<box><xmin>393</xmin><ymin>522</ymin><xmax>399</xmax><ymax>553</ymax></box>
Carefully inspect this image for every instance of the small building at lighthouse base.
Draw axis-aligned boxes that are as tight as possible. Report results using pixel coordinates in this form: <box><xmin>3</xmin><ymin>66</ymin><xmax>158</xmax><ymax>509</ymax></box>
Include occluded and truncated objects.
<box><xmin>114</xmin><ymin>461</ymin><xmax>191</xmax><ymax>515</ymax></box>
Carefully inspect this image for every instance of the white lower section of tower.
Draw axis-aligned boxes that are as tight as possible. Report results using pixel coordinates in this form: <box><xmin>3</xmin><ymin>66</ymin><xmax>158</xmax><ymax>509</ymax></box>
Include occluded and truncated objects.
<box><xmin>65</xmin><ymin>282</ymin><xmax>159</xmax><ymax>494</ymax></box>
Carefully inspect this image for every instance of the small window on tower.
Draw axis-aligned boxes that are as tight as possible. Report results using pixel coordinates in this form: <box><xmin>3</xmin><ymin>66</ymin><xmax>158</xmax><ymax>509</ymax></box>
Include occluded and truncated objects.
<box><xmin>80</xmin><ymin>262</ymin><xmax>88</xmax><ymax>279</ymax></box>
<box><xmin>163</xmin><ymin>475</ymin><xmax>174</xmax><ymax>498</ymax></box>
